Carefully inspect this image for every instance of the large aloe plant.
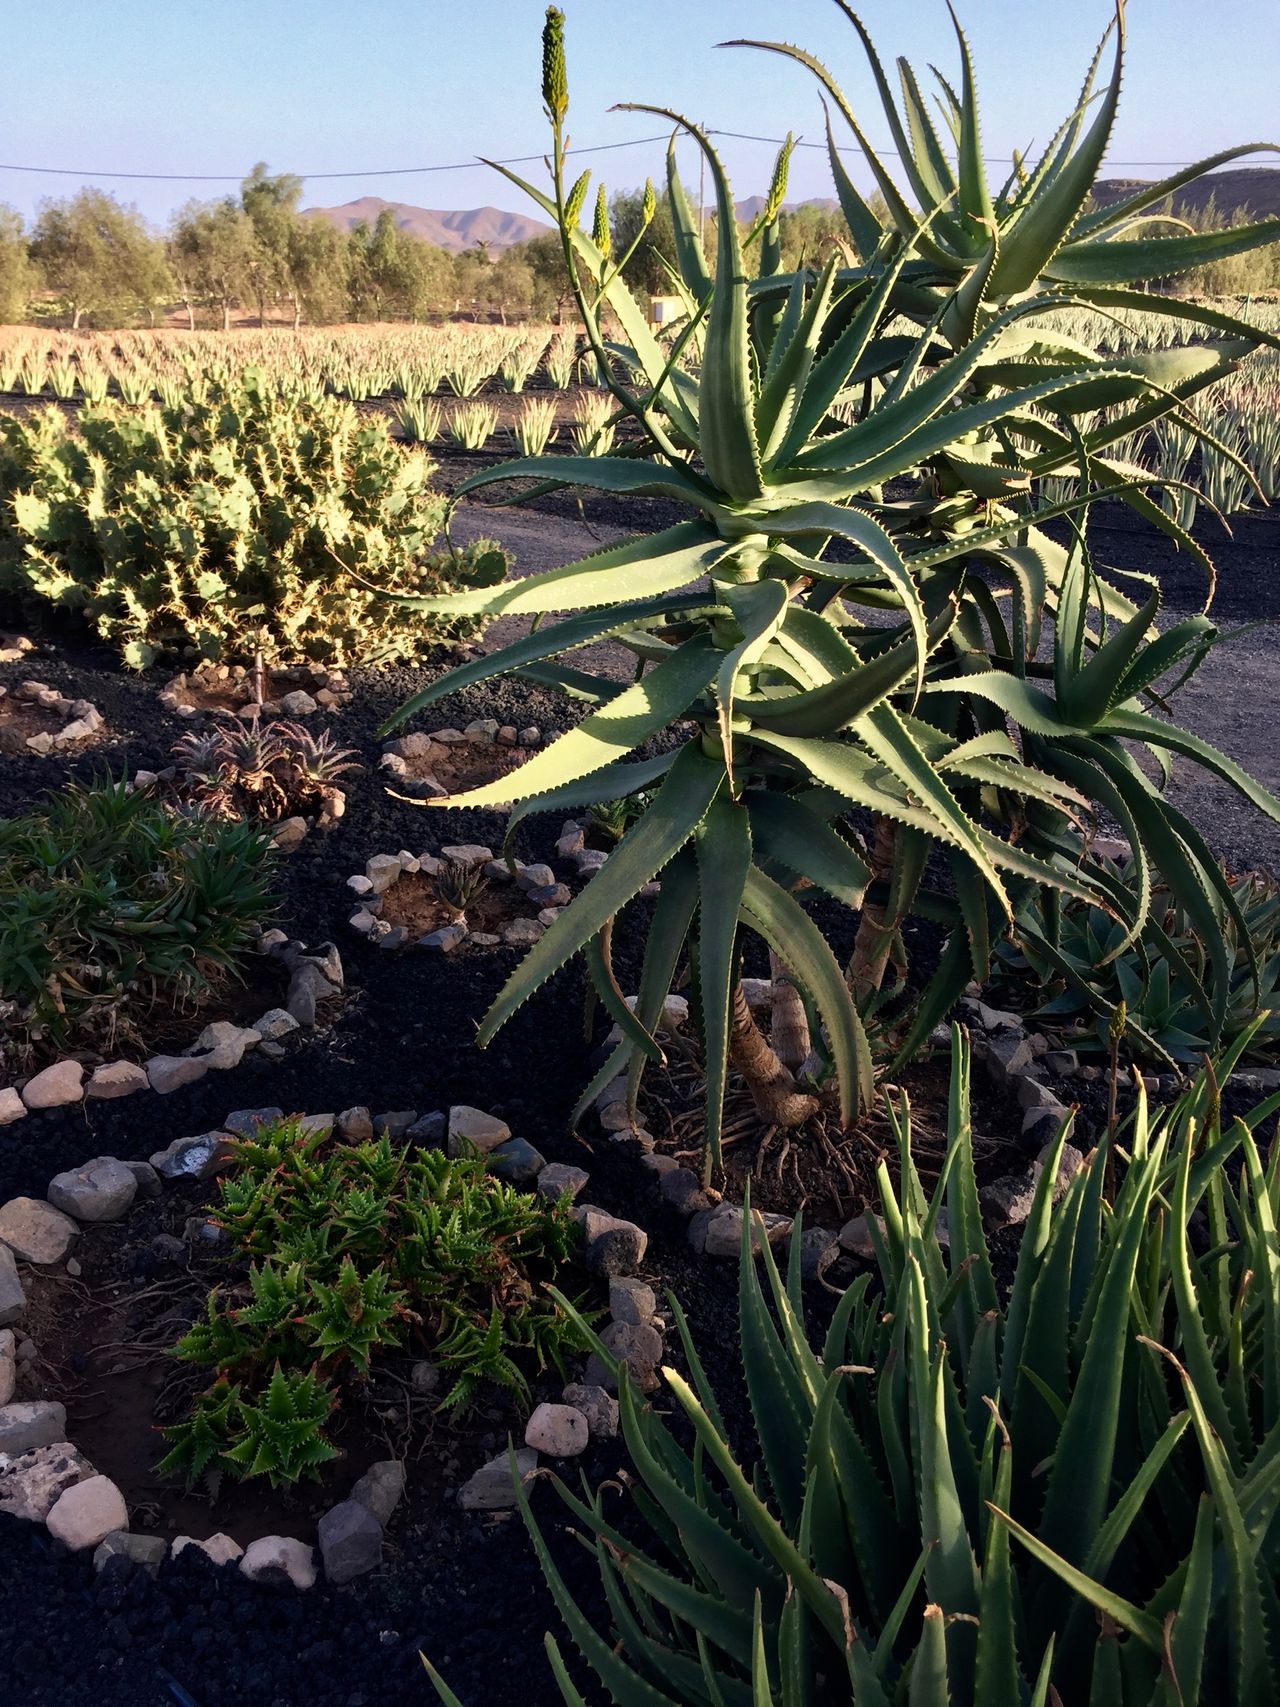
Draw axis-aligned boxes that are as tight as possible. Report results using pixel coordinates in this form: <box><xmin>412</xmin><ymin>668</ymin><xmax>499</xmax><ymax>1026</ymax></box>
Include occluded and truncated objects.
<box><xmin>427</xmin><ymin>1029</ymin><xmax>1280</xmax><ymax>1705</ymax></box>
<box><xmin>383</xmin><ymin>8</ymin><xmax>1280</xmax><ymax>1176</ymax></box>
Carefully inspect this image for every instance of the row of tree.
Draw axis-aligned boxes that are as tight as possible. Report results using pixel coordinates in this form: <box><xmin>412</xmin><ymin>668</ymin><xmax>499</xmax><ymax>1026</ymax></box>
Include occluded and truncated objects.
<box><xmin>0</xmin><ymin>167</ymin><xmax>862</xmax><ymax>330</ymax></box>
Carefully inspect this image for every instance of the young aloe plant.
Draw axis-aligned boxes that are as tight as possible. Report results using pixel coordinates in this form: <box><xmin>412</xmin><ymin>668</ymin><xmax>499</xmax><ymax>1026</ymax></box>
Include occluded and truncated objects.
<box><xmin>382</xmin><ymin>8</ymin><xmax>1280</xmax><ymax>1178</ymax></box>
<box><xmin>424</xmin><ymin>1029</ymin><xmax>1280</xmax><ymax>1706</ymax></box>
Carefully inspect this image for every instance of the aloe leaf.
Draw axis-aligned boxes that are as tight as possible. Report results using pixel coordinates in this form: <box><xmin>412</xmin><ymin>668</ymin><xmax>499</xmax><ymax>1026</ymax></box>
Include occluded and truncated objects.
<box><xmin>380</xmin><ymin>591</ymin><xmax>721</xmax><ymax>735</ymax></box>
<box><xmin>717</xmin><ymin>580</ymin><xmax>790</xmax><ymax>776</ymax></box>
<box><xmin>993</xmin><ymin>1505</ymin><xmax>1165</xmax><ymax>1651</ymax></box>
<box><xmin>1038</xmin><ymin>1151</ymin><xmax>1160</xmax><ymax>1566</ymax></box>
<box><xmin>478</xmin><ymin>742</ymin><xmax>722</xmax><ymax>1045</ymax></box>
<box><xmin>398</xmin><ymin>520</ymin><xmax>731</xmax><ymax>620</ymax></box>
<box><xmin>745</xmin><ymin>791</ymin><xmax>870</xmax><ymax>908</ymax></box>
<box><xmin>1046</xmin><ymin>218</ymin><xmax>1280</xmax><ymax>285</ymax></box>
<box><xmin>739</xmin><ymin>864</ymin><xmax>873</xmax><ymax>1120</ymax></box>
<box><xmin>439</xmin><ymin>636</ymin><xmax>718</xmax><ymax>810</ymax></box>
<box><xmin>510</xmin><ymin>1450</ymin><xmax>685</xmax><ymax>1705</ymax></box>
<box><xmin>992</xmin><ymin>10</ymin><xmax>1123</xmax><ymax>294</ymax></box>
<box><xmin>621</xmin><ymin>107</ymin><xmax>762</xmax><ymax>500</ymax></box>
<box><xmin>666</xmin><ymin>134</ymin><xmax>713</xmax><ymax>300</ymax></box>
<box><xmin>585</xmin><ymin>928</ymin><xmax>664</xmax><ymax>1064</ymax></box>
<box><xmin>453</xmin><ymin>452</ymin><xmax>720</xmax><ymax>511</ymax></box>
<box><xmin>823</xmin><ymin>105</ymin><xmax>886</xmax><ymax>261</ymax></box>
<box><xmin>503</xmin><ymin>750</ymin><xmax>678</xmax><ymax>854</ymax></box>
<box><xmin>753</xmin><ymin>598</ymin><xmax>957</xmax><ymax>738</ymax></box>
<box><xmin>695</xmin><ymin>799</ymin><xmax>753</xmax><ymax>1172</ymax></box>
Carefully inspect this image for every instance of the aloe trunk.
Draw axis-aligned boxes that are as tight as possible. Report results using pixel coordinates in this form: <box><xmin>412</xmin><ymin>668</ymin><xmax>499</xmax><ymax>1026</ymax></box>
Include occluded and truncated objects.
<box><xmin>728</xmin><ymin>978</ymin><xmax>819</xmax><ymax>1129</ymax></box>
<box><xmin>767</xmin><ymin>951</ymin><xmax>810</xmax><ymax>1071</ymax></box>
<box><xmin>849</xmin><ymin>814</ymin><xmax>899</xmax><ymax>1001</ymax></box>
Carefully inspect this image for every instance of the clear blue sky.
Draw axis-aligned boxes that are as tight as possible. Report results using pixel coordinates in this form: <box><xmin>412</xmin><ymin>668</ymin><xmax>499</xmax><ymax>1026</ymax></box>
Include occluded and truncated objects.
<box><xmin>4</xmin><ymin>0</ymin><xmax>1277</xmax><ymax>229</ymax></box>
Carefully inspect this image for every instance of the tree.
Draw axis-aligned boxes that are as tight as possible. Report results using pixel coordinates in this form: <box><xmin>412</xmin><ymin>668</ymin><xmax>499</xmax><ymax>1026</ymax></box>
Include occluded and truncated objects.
<box><xmin>0</xmin><ymin>207</ymin><xmax>31</xmax><ymax>324</ymax></box>
<box><xmin>609</xmin><ymin>185</ymin><xmax>684</xmax><ymax>297</ymax></box>
<box><xmin>30</xmin><ymin>190</ymin><xmax>169</xmax><ymax>328</ymax></box>
<box><xmin>287</xmin><ymin>216</ymin><xmax>349</xmax><ymax>327</ymax></box>
<box><xmin>240</xmin><ymin>162</ymin><xmax>303</xmax><ymax>325</ymax></box>
<box><xmin>169</xmin><ymin>198</ymin><xmax>256</xmax><ymax>329</ymax></box>
<box><xmin>515</xmin><ymin>231</ymin><xmax>573</xmax><ymax>322</ymax></box>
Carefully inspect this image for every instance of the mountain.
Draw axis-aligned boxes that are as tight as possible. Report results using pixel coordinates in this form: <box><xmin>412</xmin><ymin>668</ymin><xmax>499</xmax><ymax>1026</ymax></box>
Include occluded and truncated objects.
<box><xmin>306</xmin><ymin>168</ymin><xmax>1280</xmax><ymax>259</ymax></box>
<box><xmin>1091</xmin><ymin>167</ymin><xmax>1280</xmax><ymax>223</ymax></box>
<box><xmin>304</xmin><ymin>197</ymin><xmax>552</xmax><ymax>253</ymax></box>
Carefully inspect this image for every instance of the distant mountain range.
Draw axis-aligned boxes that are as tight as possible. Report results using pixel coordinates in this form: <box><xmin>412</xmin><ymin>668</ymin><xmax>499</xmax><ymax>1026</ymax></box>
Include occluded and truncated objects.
<box><xmin>1091</xmin><ymin>167</ymin><xmax>1280</xmax><ymax>222</ymax></box>
<box><xmin>304</xmin><ymin>197</ymin><xmax>553</xmax><ymax>253</ymax></box>
<box><xmin>307</xmin><ymin>169</ymin><xmax>1280</xmax><ymax>255</ymax></box>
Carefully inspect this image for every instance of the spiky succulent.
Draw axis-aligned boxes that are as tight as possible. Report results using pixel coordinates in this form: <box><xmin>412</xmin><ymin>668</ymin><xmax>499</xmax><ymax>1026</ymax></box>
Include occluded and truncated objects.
<box><xmin>428</xmin><ymin>1030</ymin><xmax>1280</xmax><ymax>1706</ymax></box>
<box><xmin>170</xmin><ymin>716</ymin><xmax>361</xmax><ymax>825</ymax></box>
<box><xmin>381</xmin><ymin>6</ymin><xmax>1280</xmax><ymax>1177</ymax></box>
<box><xmin>435</xmin><ymin>862</ymin><xmax>490</xmax><ymax>919</ymax></box>
<box><xmin>994</xmin><ymin>858</ymin><xmax>1280</xmax><ymax>1065</ymax></box>
<box><xmin>163</xmin><ymin>1117</ymin><xmax>584</xmax><ymax>1484</ymax></box>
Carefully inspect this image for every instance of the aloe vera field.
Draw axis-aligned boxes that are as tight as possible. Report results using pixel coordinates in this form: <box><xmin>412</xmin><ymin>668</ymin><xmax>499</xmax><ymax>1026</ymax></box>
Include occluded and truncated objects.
<box><xmin>1</xmin><ymin>4</ymin><xmax>1279</xmax><ymax>1704</ymax></box>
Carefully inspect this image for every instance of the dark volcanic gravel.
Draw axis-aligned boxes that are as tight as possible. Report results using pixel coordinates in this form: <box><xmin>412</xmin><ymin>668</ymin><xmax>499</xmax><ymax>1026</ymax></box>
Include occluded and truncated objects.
<box><xmin>0</xmin><ymin>485</ymin><xmax>1277</xmax><ymax>1707</ymax></box>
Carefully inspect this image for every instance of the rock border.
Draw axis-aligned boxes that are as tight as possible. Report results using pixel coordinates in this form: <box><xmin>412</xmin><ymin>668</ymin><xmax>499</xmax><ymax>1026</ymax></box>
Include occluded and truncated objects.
<box><xmin>380</xmin><ymin>719</ymin><xmax>543</xmax><ymax>800</ymax></box>
<box><xmin>0</xmin><ymin>678</ymin><xmax>105</xmax><ymax>755</ymax></box>
<box><xmin>159</xmin><ymin>660</ymin><xmax>353</xmax><ymax>721</ymax></box>
<box><xmin>346</xmin><ymin>843</ymin><xmax>567</xmax><ymax>953</ymax></box>
<box><xmin>0</xmin><ymin>936</ymin><xmax>343</xmax><ymax>1130</ymax></box>
<box><xmin>0</xmin><ymin>1098</ymin><xmax>654</xmax><ymax>1588</ymax></box>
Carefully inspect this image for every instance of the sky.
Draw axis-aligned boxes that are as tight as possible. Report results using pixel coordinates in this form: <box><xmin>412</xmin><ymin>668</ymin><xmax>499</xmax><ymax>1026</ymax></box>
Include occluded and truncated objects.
<box><xmin>4</xmin><ymin>0</ymin><xmax>1278</xmax><ymax>231</ymax></box>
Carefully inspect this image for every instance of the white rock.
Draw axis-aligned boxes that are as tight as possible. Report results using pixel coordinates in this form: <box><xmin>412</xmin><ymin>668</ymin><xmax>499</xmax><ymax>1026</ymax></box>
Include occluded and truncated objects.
<box><xmin>0</xmin><ymin>1251</ymin><xmax>23</xmax><ymax>1327</ymax></box>
<box><xmin>0</xmin><ymin>1197</ymin><xmax>79</xmax><ymax>1264</ymax></box>
<box><xmin>562</xmin><ymin>1383</ymin><xmax>619</xmax><ymax>1440</ymax></box>
<box><xmin>440</xmin><ymin>844</ymin><xmax>493</xmax><ymax>869</ymax></box>
<box><xmin>46</xmin><ymin>1475</ymin><xmax>127</xmax><ymax>1551</ymax></box>
<box><xmin>146</xmin><ymin>1054</ymin><xmax>208</xmax><ymax>1095</ymax></box>
<box><xmin>365</xmin><ymin>853</ymin><xmax>404</xmax><ymax>892</ymax></box>
<box><xmin>47</xmin><ymin>1158</ymin><xmax>138</xmax><ymax>1223</ymax></box>
<box><xmin>0</xmin><ymin>1401</ymin><xmax>68</xmax><ymax>1455</ymax></box>
<box><xmin>0</xmin><ymin>1087</ymin><xmax>26</xmax><ymax>1124</ymax></box>
<box><xmin>458</xmin><ymin>1448</ymin><xmax>539</xmax><ymax>1511</ymax></box>
<box><xmin>240</xmin><ymin>1534</ymin><xmax>317</xmax><ymax>1590</ymax></box>
<box><xmin>0</xmin><ymin>1329</ymin><xmax>14</xmax><ymax>1404</ymax></box>
<box><xmin>254</xmin><ymin>1008</ymin><xmax>299</xmax><ymax>1041</ymax></box>
<box><xmin>173</xmin><ymin>1532</ymin><xmax>244</xmax><ymax>1566</ymax></box>
<box><xmin>21</xmin><ymin>1060</ymin><xmax>85</xmax><ymax>1110</ymax></box>
<box><xmin>0</xmin><ymin>1442</ymin><xmax>94</xmax><ymax>1522</ymax></box>
<box><xmin>347</xmin><ymin>874</ymin><xmax>374</xmax><ymax>895</ymax></box>
<box><xmin>525</xmin><ymin>1403</ymin><xmax>589</xmax><ymax>1458</ymax></box>
<box><xmin>447</xmin><ymin>1105</ymin><xmax>511</xmax><ymax>1154</ymax></box>
<box><xmin>85</xmin><ymin>1061</ymin><xmax>148</xmax><ymax>1100</ymax></box>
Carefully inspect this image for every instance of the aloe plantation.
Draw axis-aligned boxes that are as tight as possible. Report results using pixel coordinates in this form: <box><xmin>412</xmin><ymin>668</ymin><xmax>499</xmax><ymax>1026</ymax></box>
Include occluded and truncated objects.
<box><xmin>0</xmin><ymin>4</ymin><xmax>1278</xmax><ymax>1705</ymax></box>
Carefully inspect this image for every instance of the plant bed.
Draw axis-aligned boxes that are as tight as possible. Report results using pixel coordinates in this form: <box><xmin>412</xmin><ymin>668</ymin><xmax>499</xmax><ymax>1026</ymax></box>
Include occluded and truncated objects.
<box><xmin>0</xmin><ymin>1105</ymin><xmax>662</xmax><ymax>1591</ymax></box>
<box><xmin>381</xmin><ymin>719</ymin><xmax>542</xmax><ymax>801</ymax></box>
<box><xmin>159</xmin><ymin>660</ymin><xmax>353</xmax><ymax>720</ymax></box>
<box><xmin>0</xmin><ymin>678</ymin><xmax>104</xmax><ymax>756</ymax></box>
<box><xmin>347</xmin><ymin>844</ymin><xmax>562</xmax><ymax>952</ymax></box>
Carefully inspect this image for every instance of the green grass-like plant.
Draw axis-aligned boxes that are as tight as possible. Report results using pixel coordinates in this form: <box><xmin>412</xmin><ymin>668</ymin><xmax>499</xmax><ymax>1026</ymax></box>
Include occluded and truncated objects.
<box><xmin>0</xmin><ymin>366</ymin><xmax>507</xmax><ymax>667</ymax></box>
<box><xmin>160</xmin><ymin>1116</ymin><xmax>586</xmax><ymax>1488</ymax></box>
<box><xmin>0</xmin><ymin>776</ymin><xmax>276</xmax><ymax>1074</ymax></box>
<box><xmin>436</xmin><ymin>1028</ymin><xmax>1280</xmax><ymax>1705</ymax></box>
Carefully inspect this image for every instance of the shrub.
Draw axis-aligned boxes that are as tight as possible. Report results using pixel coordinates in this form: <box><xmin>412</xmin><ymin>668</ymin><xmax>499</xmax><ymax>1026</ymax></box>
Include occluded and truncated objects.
<box><xmin>384</xmin><ymin>7</ymin><xmax>1280</xmax><ymax>1180</ymax></box>
<box><xmin>160</xmin><ymin>1116</ymin><xmax>585</xmax><ymax>1489</ymax></box>
<box><xmin>457</xmin><ymin>1030</ymin><xmax>1280</xmax><ymax>1706</ymax></box>
<box><xmin>0</xmin><ymin>777</ymin><xmax>276</xmax><ymax>1074</ymax></box>
<box><xmin>0</xmin><ymin>367</ymin><xmax>507</xmax><ymax>667</ymax></box>
<box><xmin>995</xmin><ymin>857</ymin><xmax>1280</xmax><ymax>1066</ymax></box>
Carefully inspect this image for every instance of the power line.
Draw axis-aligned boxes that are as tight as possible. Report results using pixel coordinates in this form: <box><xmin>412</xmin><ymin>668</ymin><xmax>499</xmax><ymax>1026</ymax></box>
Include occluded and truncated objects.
<box><xmin>0</xmin><ymin>129</ymin><xmax>1271</xmax><ymax>186</ymax></box>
